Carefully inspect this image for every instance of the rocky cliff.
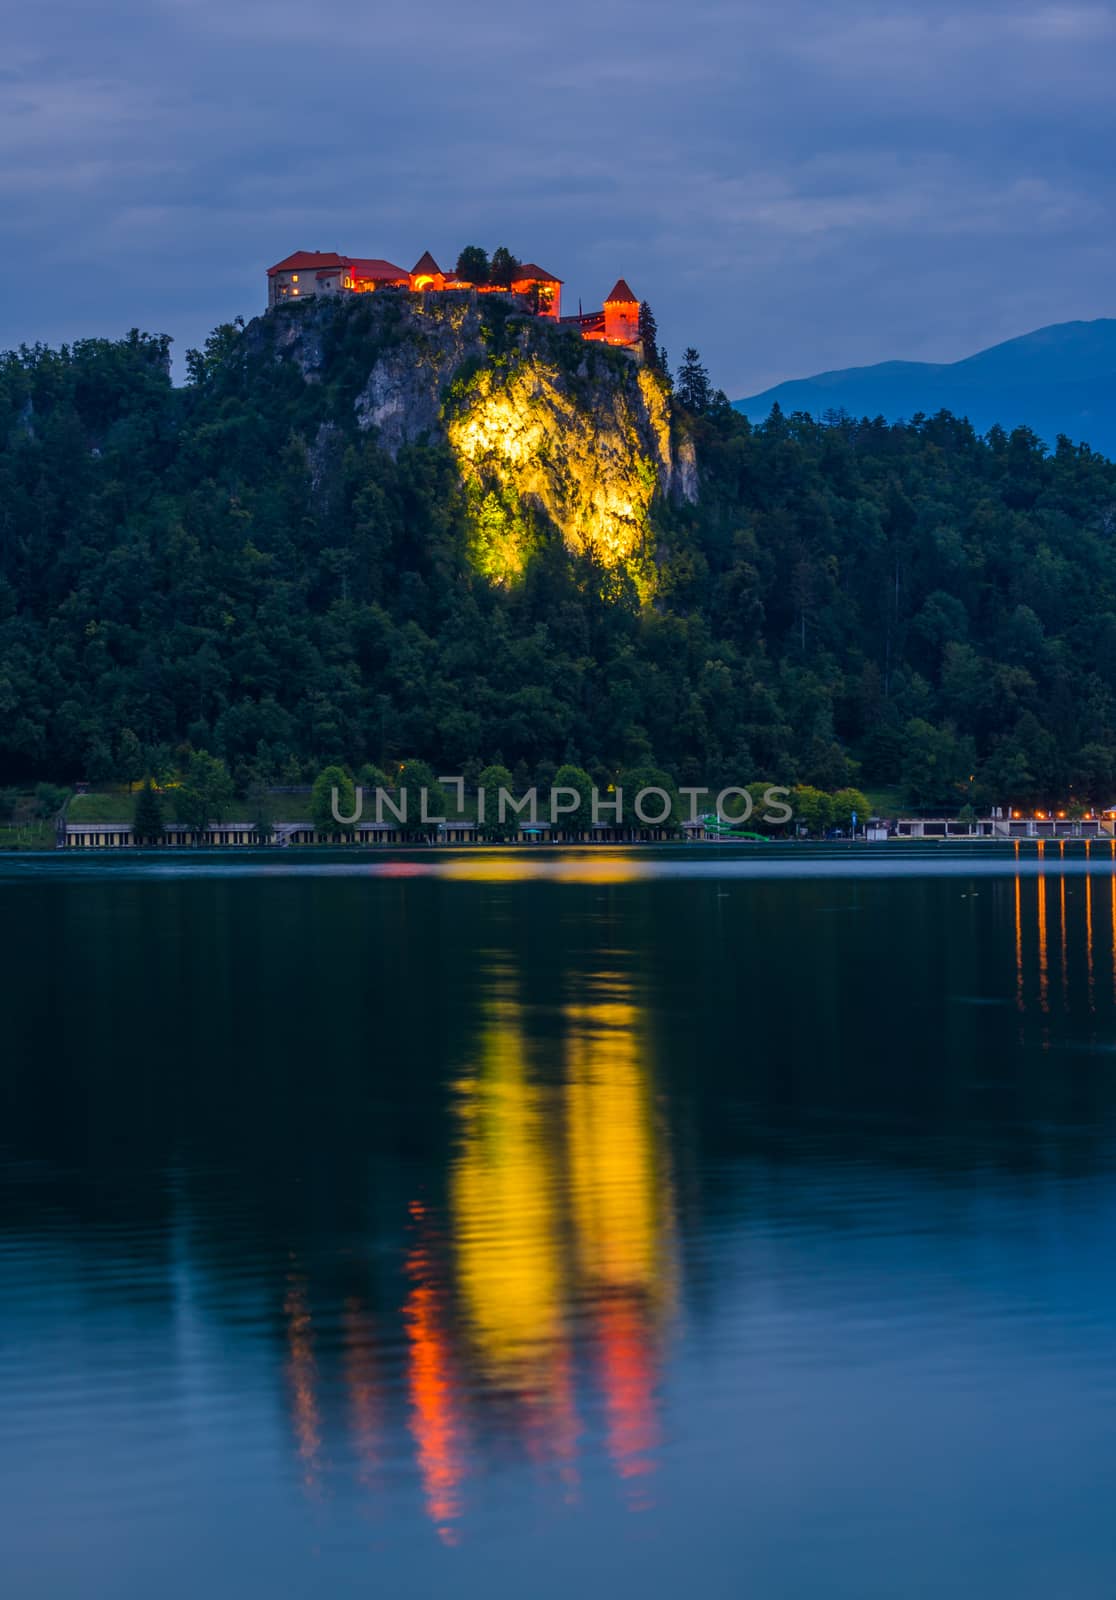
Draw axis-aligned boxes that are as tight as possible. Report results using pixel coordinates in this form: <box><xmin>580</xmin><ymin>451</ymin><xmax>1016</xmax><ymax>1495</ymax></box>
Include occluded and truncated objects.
<box><xmin>247</xmin><ymin>292</ymin><xmax>696</xmax><ymax>587</ymax></box>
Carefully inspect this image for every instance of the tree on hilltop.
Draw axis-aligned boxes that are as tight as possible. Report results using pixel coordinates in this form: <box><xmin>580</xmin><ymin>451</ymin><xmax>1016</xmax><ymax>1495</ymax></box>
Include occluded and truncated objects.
<box><xmin>185</xmin><ymin>317</ymin><xmax>245</xmax><ymax>386</ymax></box>
<box><xmin>455</xmin><ymin>246</ymin><xmax>490</xmax><ymax>285</ymax></box>
<box><xmin>489</xmin><ymin>247</ymin><xmax>522</xmax><ymax>288</ymax></box>
<box><xmin>676</xmin><ymin>347</ymin><xmax>713</xmax><ymax>412</ymax></box>
<box><xmin>638</xmin><ymin>302</ymin><xmax>666</xmax><ymax>372</ymax></box>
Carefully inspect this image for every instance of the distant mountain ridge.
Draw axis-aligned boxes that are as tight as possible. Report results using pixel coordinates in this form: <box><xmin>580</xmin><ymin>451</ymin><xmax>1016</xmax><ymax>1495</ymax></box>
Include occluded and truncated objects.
<box><xmin>734</xmin><ymin>319</ymin><xmax>1116</xmax><ymax>456</ymax></box>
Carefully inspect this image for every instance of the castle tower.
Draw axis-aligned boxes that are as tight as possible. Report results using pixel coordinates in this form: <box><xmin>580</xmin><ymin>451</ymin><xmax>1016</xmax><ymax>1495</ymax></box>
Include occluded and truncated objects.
<box><xmin>410</xmin><ymin>251</ymin><xmax>446</xmax><ymax>292</ymax></box>
<box><xmin>603</xmin><ymin>280</ymin><xmax>639</xmax><ymax>344</ymax></box>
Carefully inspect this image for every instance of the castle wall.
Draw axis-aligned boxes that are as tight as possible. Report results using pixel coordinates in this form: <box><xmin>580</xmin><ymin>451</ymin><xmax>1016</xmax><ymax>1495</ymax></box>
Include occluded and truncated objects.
<box><xmin>604</xmin><ymin>301</ymin><xmax>639</xmax><ymax>343</ymax></box>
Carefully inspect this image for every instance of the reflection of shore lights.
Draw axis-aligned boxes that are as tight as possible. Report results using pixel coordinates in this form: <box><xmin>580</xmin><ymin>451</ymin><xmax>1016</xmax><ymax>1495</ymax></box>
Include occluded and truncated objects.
<box><xmin>452</xmin><ymin>994</ymin><xmax>564</xmax><ymax>1380</ymax></box>
<box><xmin>405</xmin><ymin>1204</ymin><xmax>466</xmax><ymax>1543</ymax></box>
<box><xmin>284</xmin><ymin>1278</ymin><xmax>322</xmax><ymax>1489</ymax></box>
<box><xmin>565</xmin><ymin>988</ymin><xmax>671</xmax><ymax>1499</ymax></box>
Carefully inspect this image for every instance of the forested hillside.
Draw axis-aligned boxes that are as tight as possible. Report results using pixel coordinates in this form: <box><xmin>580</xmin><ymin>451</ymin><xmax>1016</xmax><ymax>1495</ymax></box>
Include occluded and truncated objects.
<box><xmin>2</xmin><ymin>300</ymin><xmax>1116</xmax><ymax>811</ymax></box>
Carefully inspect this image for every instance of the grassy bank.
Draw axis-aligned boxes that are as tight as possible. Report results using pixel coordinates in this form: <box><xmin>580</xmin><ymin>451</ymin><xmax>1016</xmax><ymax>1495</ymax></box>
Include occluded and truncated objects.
<box><xmin>68</xmin><ymin>789</ymin><xmax>316</xmax><ymax>825</ymax></box>
<box><xmin>0</xmin><ymin>821</ymin><xmax>56</xmax><ymax>850</ymax></box>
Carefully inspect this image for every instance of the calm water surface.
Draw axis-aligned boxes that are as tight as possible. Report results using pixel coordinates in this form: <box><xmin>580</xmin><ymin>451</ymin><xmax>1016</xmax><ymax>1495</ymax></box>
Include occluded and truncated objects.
<box><xmin>4</xmin><ymin>845</ymin><xmax>1116</xmax><ymax>1597</ymax></box>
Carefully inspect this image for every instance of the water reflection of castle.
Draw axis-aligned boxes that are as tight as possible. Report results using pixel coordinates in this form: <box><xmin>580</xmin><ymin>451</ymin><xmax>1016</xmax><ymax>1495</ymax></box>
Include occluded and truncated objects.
<box><xmin>281</xmin><ymin>968</ymin><xmax>676</xmax><ymax>1540</ymax></box>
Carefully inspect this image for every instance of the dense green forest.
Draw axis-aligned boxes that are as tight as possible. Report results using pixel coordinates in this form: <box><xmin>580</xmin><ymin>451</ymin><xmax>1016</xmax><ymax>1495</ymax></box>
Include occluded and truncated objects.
<box><xmin>2</xmin><ymin>313</ymin><xmax>1116</xmax><ymax>811</ymax></box>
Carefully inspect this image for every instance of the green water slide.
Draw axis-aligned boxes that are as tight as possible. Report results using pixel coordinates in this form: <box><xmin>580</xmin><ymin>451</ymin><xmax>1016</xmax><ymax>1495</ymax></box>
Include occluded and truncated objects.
<box><xmin>700</xmin><ymin>814</ymin><xmax>770</xmax><ymax>841</ymax></box>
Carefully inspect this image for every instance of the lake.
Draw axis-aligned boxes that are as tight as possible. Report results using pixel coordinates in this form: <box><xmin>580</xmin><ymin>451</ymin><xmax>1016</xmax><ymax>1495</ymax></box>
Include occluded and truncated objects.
<box><xmin>4</xmin><ymin>845</ymin><xmax>1116</xmax><ymax>1597</ymax></box>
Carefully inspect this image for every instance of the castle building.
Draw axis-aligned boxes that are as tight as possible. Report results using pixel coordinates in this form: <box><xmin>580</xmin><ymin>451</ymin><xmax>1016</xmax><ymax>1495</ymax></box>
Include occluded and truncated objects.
<box><xmin>409</xmin><ymin>251</ymin><xmax>446</xmax><ymax>292</ymax></box>
<box><xmin>576</xmin><ymin>280</ymin><xmax>640</xmax><ymax>347</ymax></box>
<box><xmin>603</xmin><ymin>280</ymin><xmax>640</xmax><ymax>344</ymax></box>
<box><xmin>266</xmin><ymin>249</ymin><xmax>640</xmax><ymax>352</ymax></box>
<box><xmin>267</xmin><ymin>252</ymin><xmax>410</xmax><ymax>306</ymax></box>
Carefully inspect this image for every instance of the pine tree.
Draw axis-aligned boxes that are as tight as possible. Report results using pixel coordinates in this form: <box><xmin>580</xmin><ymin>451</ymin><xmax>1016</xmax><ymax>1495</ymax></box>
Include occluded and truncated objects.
<box><xmin>638</xmin><ymin>301</ymin><xmax>662</xmax><ymax>370</ymax></box>
<box><xmin>132</xmin><ymin>777</ymin><xmax>164</xmax><ymax>845</ymax></box>
<box><xmin>676</xmin><ymin>347</ymin><xmax>712</xmax><ymax>412</ymax></box>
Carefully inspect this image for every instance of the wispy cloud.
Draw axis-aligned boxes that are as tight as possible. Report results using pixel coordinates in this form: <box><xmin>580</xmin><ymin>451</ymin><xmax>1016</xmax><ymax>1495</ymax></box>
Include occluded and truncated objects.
<box><xmin>3</xmin><ymin>0</ymin><xmax>1115</xmax><ymax>393</ymax></box>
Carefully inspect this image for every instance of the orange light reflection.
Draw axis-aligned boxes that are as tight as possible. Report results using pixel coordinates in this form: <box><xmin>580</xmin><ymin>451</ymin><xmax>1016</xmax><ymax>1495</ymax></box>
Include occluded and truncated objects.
<box><xmin>284</xmin><ymin>1275</ymin><xmax>323</xmax><ymax>1493</ymax></box>
<box><xmin>405</xmin><ymin>1205</ymin><xmax>467</xmax><ymax>1542</ymax></box>
<box><xmin>1014</xmin><ymin>873</ymin><xmax>1024</xmax><ymax>1013</ymax></box>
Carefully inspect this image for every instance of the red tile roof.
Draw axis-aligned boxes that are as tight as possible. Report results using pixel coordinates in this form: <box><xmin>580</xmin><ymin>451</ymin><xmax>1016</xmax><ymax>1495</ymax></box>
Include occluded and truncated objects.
<box><xmin>348</xmin><ymin>258</ymin><xmax>409</xmax><ymax>281</ymax></box>
<box><xmin>513</xmin><ymin>263</ymin><xmax>563</xmax><ymax>284</ymax></box>
<box><xmin>268</xmin><ymin>251</ymin><xmax>348</xmax><ymax>277</ymax></box>
<box><xmin>268</xmin><ymin>251</ymin><xmax>408</xmax><ymax>281</ymax></box>
<box><xmin>604</xmin><ymin>278</ymin><xmax>638</xmax><ymax>304</ymax></box>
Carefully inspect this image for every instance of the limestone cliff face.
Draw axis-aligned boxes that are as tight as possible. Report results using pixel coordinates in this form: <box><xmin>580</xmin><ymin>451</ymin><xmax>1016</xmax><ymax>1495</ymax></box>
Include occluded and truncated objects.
<box><xmin>255</xmin><ymin>293</ymin><xmax>697</xmax><ymax>585</ymax></box>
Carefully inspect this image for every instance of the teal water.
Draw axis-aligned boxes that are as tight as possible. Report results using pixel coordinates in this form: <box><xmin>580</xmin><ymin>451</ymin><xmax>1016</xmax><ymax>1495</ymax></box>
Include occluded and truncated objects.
<box><xmin>4</xmin><ymin>847</ymin><xmax>1116</xmax><ymax>1596</ymax></box>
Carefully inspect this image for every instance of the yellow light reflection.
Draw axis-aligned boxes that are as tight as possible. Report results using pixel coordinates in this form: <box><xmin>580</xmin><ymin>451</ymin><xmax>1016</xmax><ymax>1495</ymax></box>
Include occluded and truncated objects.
<box><xmin>439</xmin><ymin>853</ymin><xmax>652</xmax><ymax>886</ymax></box>
<box><xmin>451</xmin><ymin>985</ymin><xmax>565</xmax><ymax>1384</ymax></box>
<box><xmin>564</xmin><ymin>981</ymin><xmax>674</xmax><ymax>1492</ymax></box>
<box><xmin>566</xmin><ymin>994</ymin><xmax>665</xmax><ymax>1293</ymax></box>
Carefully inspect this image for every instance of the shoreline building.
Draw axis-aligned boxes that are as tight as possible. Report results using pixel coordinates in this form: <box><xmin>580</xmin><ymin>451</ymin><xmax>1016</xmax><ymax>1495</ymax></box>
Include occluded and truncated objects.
<box><xmin>266</xmin><ymin>250</ymin><xmax>642</xmax><ymax>353</ymax></box>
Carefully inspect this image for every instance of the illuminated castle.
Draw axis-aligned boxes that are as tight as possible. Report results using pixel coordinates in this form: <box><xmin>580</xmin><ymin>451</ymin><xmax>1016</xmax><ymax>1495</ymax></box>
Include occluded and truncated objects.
<box><xmin>266</xmin><ymin>250</ymin><xmax>643</xmax><ymax>352</ymax></box>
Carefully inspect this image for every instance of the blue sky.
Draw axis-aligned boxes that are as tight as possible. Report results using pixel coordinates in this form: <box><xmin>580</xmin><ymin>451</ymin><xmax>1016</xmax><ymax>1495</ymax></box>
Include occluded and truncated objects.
<box><xmin>5</xmin><ymin>0</ymin><xmax>1115</xmax><ymax>392</ymax></box>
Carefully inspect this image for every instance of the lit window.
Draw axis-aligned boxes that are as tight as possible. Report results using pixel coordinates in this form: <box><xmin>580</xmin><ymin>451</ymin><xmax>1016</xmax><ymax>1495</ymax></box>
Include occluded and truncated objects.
<box><xmin>292</xmin><ymin>274</ymin><xmax>299</xmax><ymax>283</ymax></box>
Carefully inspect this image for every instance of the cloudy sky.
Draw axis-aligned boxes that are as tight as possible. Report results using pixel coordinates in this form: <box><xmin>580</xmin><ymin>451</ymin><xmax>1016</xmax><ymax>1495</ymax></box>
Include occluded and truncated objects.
<box><xmin>5</xmin><ymin>0</ymin><xmax>1115</xmax><ymax>393</ymax></box>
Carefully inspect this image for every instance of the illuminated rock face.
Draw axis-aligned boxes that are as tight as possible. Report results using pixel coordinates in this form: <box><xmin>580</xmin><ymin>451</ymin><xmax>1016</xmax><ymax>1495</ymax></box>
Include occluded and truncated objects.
<box><xmin>446</xmin><ymin>357</ymin><xmax>673</xmax><ymax>586</ymax></box>
<box><xmin>257</xmin><ymin>294</ymin><xmax>696</xmax><ymax>589</ymax></box>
